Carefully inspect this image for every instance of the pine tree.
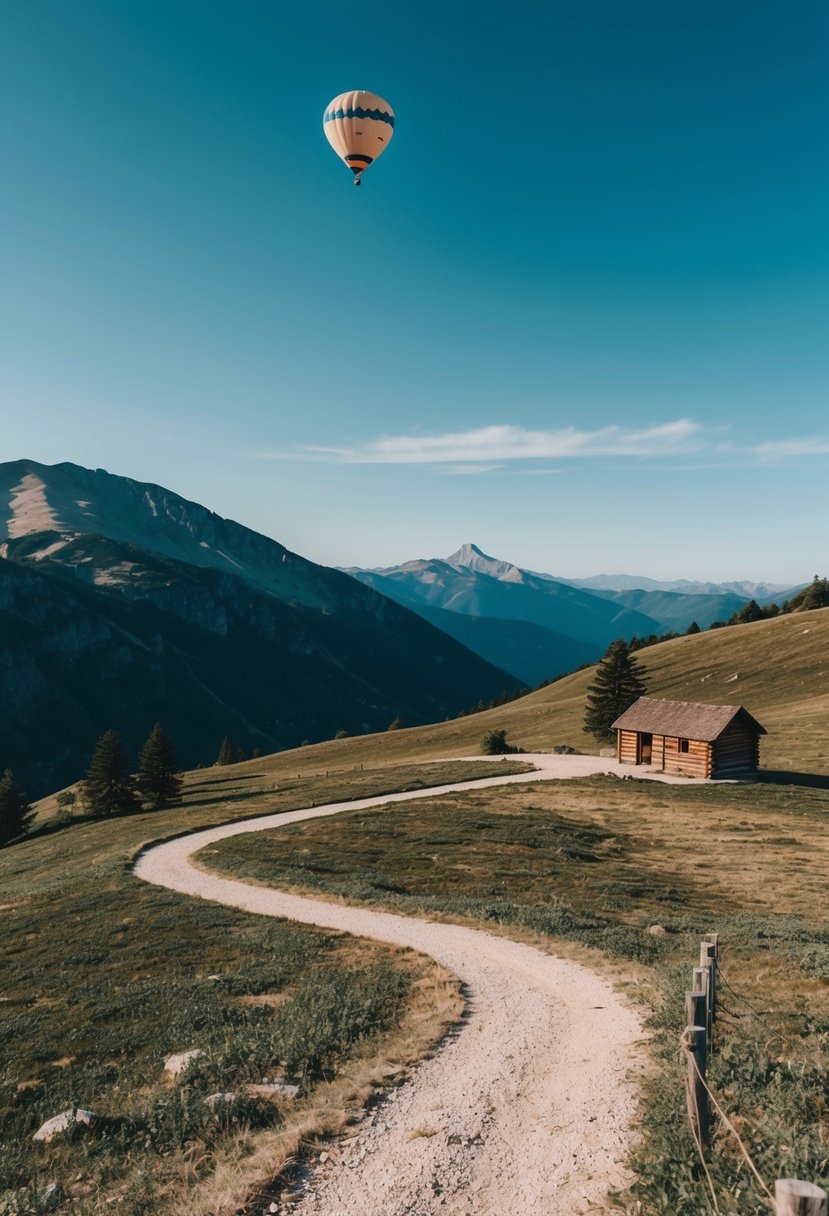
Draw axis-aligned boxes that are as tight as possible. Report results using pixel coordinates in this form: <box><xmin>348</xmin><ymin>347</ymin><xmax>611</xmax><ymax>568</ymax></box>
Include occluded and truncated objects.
<box><xmin>137</xmin><ymin>723</ymin><xmax>182</xmax><ymax>809</ymax></box>
<box><xmin>215</xmin><ymin>736</ymin><xmax>235</xmax><ymax>766</ymax></box>
<box><xmin>0</xmin><ymin>769</ymin><xmax>34</xmax><ymax>847</ymax></box>
<box><xmin>83</xmin><ymin>729</ymin><xmax>139</xmax><ymax>817</ymax></box>
<box><xmin>584</xmin><ymin>639</ymin><xmax>648</xmax><ymax>743</ymax></box>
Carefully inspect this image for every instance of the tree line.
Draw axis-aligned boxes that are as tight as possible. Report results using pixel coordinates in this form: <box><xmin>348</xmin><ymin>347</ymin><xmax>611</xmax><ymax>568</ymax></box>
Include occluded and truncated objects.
<box><xmin>0</xmin><ymin>723</ymin><xmax>187</xmax><ymax>847</ymax></box>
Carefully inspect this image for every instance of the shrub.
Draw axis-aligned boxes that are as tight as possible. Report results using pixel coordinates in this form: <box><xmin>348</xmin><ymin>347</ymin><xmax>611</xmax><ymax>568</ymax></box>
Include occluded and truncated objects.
<box><xmin>481</xmin><ymin>729</ymin><xmax>514</xmax><ymax>755</ymax></box>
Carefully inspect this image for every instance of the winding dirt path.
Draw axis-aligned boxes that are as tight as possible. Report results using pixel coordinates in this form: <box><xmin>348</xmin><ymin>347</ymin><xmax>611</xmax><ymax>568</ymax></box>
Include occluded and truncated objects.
<box><xmin>135</xmin><ymin>756</ymin><xmax>689</xmax><ymax>1214</ymax></box>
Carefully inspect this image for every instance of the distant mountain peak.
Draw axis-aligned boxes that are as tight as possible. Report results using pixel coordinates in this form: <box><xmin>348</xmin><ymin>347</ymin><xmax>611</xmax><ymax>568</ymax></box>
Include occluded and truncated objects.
<box><xmin>446</xmin><ymin>542</ymin><xmax>491</xmax><ymax>564</ymax></box>
<box><xmin>446</xmin><ymin>543</ymin><xmax>522</xmax><ymax>581</ymax></box>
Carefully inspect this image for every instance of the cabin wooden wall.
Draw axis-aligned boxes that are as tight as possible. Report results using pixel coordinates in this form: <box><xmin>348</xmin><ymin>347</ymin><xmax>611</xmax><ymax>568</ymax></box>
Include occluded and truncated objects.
<box><xmin>616</xmin><ymin>730</ymin><xmax>712</xmax><ymax>776</ymax></box>
<box><xmin>659</xmin><ymin>736</ymin><xmax>711</xmax><ymax>778</ymax></box>
<box><xmin>618</xmin><ymin>730</ymin><xmax>639</xmax><ymax>764</ymax></box>
<box><xmin>712</xmin><ymin>723</ymin><xmax>760</xmax><ymax>775</ymax></box>
<box><xmin>615</xmin><ymin>718</ymin><xmax>762</xmax><ymax>778</ymax></box>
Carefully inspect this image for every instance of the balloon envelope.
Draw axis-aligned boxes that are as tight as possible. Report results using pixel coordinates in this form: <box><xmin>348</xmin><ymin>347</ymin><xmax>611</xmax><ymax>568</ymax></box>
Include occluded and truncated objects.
<box><xmin>323</xmin><ymin>90</ymin><xmax>394</xmax><ymax>182</ymax></box>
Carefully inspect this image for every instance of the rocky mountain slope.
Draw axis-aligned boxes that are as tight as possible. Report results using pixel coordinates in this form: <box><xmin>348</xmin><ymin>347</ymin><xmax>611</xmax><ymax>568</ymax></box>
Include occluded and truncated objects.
<box><xmin>0</xmin><ymin>461</ymin><xmax>519</xmax><ymax>795</ymax></box>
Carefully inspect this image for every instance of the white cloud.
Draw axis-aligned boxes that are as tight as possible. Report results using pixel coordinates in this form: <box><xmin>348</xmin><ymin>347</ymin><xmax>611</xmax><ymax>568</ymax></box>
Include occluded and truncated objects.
<box><xmin>754</xmin><ymin>437</ymin><xmax>829</xmax><ymax>461</ymax></box>
<box><xmin>435</xmin><ymin>463</ymin><xmax>503</xmax><ymax>475</ymax></box>
<box><xmin>256</xmin><ymin>418</ymin><xmax>704</xmax><ymax>468</ymax></box>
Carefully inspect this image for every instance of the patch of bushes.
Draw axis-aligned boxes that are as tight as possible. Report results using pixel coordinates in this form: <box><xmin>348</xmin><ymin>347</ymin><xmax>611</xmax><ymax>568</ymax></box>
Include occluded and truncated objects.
<box><xmin>480</xmin><ymin>729</ymin><xmax>522</xmax><ymax>755</ymax></box>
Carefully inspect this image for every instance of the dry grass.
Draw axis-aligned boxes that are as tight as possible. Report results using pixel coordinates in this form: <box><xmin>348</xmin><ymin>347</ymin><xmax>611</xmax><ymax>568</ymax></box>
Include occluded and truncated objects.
<box><xmin>3</xmin><ymin>760</ymin><xmax>504</xmax><ymax>1216</ymax></box>
<box><xmin>190</xmin><ymin>604</ymin><xmax>829</xmax><ymax>776</ymax></box>
<box><xmin>13</xmin><ymin>608</ymin><xmax>829</xmax><ymax>1212</ymax></box>
<box><xmin>201</xmin><ymin>774</ymin><xmax>829</xmax><ymax>929</ymax></box>
<box><xmin>165</xmin><ymin>951</ymin><xmax>462</xmax><ymax>1216</ymax></box>
<box><xmin>201</xmin><ymin>773</ymin><xmax>829</xmax><ymax>1213</ymax></box>
<box><xmin>32</xmin><ymin>607</ymin><xmax>829</xmax><ymax>838</ymax></box>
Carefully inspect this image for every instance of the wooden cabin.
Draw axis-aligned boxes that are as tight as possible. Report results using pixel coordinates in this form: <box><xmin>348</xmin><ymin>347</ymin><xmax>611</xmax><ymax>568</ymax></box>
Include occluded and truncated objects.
<box><xmin>612</xmin><ymin>697</ymin><xmax>766</xmax><ymax>779</ymax></box>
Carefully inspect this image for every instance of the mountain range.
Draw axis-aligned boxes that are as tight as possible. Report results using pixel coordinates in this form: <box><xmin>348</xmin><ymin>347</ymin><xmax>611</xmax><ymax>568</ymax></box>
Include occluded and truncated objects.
<box><xmin>0</xmin><ymin>461</ymin><xmax>519</xmax><ymax>795</ymax></box>
<box><xmin>1</xmin><ymin>461</ymin><xmax>803</xmax><ymax>798</ymax></box>
<box><xmin>344</xmin><ymin>543</ymin><xmax>792</xmax><ymax>686</ymax></box>
<box><xmin>558</xmin><ymin>572</ymin><xmax>796</xmax><ymax>600</ymax></box>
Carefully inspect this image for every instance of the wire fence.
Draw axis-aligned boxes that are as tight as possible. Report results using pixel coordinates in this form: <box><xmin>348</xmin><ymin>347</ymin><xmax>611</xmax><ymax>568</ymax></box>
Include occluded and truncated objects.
<box><xmin>680</xmin><ymin>934</ymin><xmax>827</xmax><ymax>1216</ymax></box>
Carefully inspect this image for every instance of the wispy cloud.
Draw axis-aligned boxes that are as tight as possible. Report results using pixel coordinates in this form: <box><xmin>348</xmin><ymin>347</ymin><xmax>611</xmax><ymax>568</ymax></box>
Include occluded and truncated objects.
<box><xmin>754</xmin><ymin>437</ymin><xmax>829</xmax><ymax>461</ymax></box>
<box><xmin>435</xmin><ymin>462</ymin><xmax>503</xmax><ymax>475</ymax></box>
<box><xmin>256</xmin><ymin>418</ymin><xmax>704</xmax><ymax>468</ymax></box>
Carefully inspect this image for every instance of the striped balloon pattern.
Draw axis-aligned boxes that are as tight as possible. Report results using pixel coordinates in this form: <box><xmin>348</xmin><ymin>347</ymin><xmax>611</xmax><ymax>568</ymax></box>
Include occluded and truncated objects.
<box><xmin>323</xmin><ymin>90</ymin><xmax>394</xmax><ymax>184</ymax></box>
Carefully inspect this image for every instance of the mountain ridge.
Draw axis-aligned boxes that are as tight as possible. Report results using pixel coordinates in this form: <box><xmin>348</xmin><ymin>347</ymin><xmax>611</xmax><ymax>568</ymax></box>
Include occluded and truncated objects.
<box><xmin>0</xmin><ymin>461</ymin><xmax>520</xmax><ymax>795</ymax></box>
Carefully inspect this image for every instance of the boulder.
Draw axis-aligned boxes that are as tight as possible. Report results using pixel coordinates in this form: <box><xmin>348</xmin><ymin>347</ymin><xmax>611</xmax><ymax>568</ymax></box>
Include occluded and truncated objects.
<box><xmin>33</xmin><ymin>1109</ymin><xmax>96</xmax><ymax>1142</ymax></box>
<box><xmin>164</xmin><ymin>1049</ymin><xmax>204</xmax><ymax>1077</ymax></box>
<box><xmin>42</xmin><ymin>1183</ymin><xmax>64</xmax><ymax>1210</ymax></box>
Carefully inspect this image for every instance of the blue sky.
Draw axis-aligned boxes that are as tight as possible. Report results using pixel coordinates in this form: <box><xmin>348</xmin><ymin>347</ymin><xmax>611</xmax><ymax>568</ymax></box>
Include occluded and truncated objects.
<box><xmin>2</xmin><ymin>0</ymin><xmax>827</xmax><ymax>581</ymax></box>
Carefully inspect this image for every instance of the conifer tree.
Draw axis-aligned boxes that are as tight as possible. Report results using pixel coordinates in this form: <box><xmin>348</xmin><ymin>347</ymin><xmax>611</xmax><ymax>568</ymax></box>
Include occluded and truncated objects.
<box><xmin>216</xmin><ymin>736</ymin><xmax>235</xmax><ymax>766</ymax></box>
<box><xmin>0</xmin><ymin>769</ymin><xmax>34</xmax><ymax>847</ymax></box>
<box><xmin>584</xmin><ymin>639</ymin><xmax>648</xmax><ymax>743</ymax></box>
<box><xmin>137</xmin><ymin>723</ymin><xmax>182</xmax><ymax>809</ymax></box>
<box><xmin>83</xmin><ymin>729</ymin><xmax>139</xmax><ymax>817</ymax></box>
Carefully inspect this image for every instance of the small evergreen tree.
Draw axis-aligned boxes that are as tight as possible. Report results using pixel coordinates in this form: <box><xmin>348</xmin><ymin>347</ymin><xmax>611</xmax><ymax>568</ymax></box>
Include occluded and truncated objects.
<box><xmin>798</xmin><ymin>577</ymin><xmax>829</xmax><ymax>612</ymax></box>
<box><xmin>83</xmin><ymin>730</ymin><xmax>139</xmax><ymax>817</ymax></box>
<box><xmin>216</xmin><ymin>736</ymin><xmax>235</xmax><ymax>766</ymax></box>
<box><xmin>729</xmin><ymin>599</ymin><xmax>764</xmax><ymax>625</ymax></box>
<box><xmin>584</xmin><ymin>639</ymin><xmax>648</xmax><ymax>743</ymax></box>
<box><xmin>137</xmin><ymin>723</ymin><xmax>182</xmax><ymax>809</ymax></box>
<box><xmin>686</xmin><ymin>621</ymin><xmax>701</xmax><ymax>635</ymax></box>
<box><xmin>0</xmin><ymin>769</ymin><xmax>34</xmax><ymax>846</ymax></box>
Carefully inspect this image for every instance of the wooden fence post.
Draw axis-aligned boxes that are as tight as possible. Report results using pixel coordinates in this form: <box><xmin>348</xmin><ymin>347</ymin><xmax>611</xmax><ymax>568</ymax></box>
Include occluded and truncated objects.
<box><xmin>775</xmin><ymin>1179</ymin><xmax>828</xmax><ymax>1215</ymax></box>
<box><xmin>700</xmin><ymin>940</ymin><xmax>717</xmax><ymax>1017</ymax></box>
<box><xmin>686</xmin><ymin>990</ymin><xmax>707</xmax><ymax>1036</ymax></box>
<box><xmin>700</xmin><ymin>941</ymin><xmax>717</xmax><ymax>1045</ymax></box>
<box><xmin>683</xmin><ymin>1025</ymin><xmax>709</xmax><ymax>1148</ymax></box>
<box><xmin>693</xmin><ymin>963</ymin><xmax>713</xmax><ymax>1045</ymax></box>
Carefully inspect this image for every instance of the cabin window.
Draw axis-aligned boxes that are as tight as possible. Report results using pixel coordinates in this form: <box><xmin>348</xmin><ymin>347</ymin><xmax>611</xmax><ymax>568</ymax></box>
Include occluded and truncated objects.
<box><xmin>678</xmin><ymin>738</ymin><xmax>690</xmax><ymax>753</ymax></box>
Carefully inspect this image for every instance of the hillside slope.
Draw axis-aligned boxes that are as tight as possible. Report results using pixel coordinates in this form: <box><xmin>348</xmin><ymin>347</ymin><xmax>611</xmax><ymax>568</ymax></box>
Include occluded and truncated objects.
<box><xmin>589</xmin><ymin>586</ymin><xmax>749</xmax><ymax>632</ymax></box>
<box><xmin>159</xmin><ymin>607</ymin><xmax>829</xmax><ymax>789</ymax></box>
<box><xmin>412</xmin><ymin>603</ymin><xmax>602</xmax><ymax>686</ymax></box>
<box><xmin>0</xmin><ymin>461</ymin><xmax>519</xmax><ymax>795</ymax></box>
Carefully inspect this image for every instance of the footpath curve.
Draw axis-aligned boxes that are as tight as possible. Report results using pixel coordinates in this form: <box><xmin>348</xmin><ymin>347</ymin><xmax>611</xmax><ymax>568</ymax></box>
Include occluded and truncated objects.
<box><xmin>135</xmin><ymin>755</ymin><xmax>690</xmax><ymax>1215</ymax></box>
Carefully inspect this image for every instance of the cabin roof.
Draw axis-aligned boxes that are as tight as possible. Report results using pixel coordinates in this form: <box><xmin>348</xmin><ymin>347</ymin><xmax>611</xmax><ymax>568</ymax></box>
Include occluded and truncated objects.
<box><xmin>611</xmin><ymin>696</ymin><xmax>767</xmax><ymax>741</ymax></box>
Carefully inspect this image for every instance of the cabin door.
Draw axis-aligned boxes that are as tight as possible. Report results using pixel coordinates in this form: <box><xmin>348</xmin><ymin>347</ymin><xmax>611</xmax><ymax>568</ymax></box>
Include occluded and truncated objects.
<box><xmin>639</xmin><ymin>733</ymin><xmax>653</xmax><ymax>764</ymax></box>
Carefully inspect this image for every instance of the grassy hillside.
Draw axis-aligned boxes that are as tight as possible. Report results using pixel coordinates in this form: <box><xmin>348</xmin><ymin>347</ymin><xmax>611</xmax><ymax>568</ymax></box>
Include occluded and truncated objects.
<box><xmin>33</xmin><ymin>606</ymin><xmax>829</xmax><ymax>832</ymax></box>
<box><xmin>12</xmin><ymin>610</ymin><xmax>829</xmax><ymax>1213</ymax></box>
<box><xmin>3</xmin><ymin>762</ymin><xmax>535</xmax><ymax>1216</ymax></box>
<box><xmin>202</xmin><ymin>774</ymin><xmax>829</xmax><ymax>1214</ymax></box>
<box><xmin>180</xmin><ymin>605</ymin><xmax>829</xmax><ymax>779</ymax></box>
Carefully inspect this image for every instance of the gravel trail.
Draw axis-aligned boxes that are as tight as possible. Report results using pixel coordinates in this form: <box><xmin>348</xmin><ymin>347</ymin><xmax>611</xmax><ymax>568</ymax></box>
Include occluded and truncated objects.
<box><xmin>135</xmin><ymin>756</ymin><xmax>690</xmax><ymax>1214</ymax></box>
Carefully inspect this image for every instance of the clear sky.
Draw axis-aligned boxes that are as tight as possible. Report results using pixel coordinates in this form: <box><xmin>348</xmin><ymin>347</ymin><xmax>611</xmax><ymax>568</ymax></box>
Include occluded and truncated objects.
<box><xmin>2</xmin><ymin>0</ymin><xmax>827</xmax><ymax>581</ymax></box>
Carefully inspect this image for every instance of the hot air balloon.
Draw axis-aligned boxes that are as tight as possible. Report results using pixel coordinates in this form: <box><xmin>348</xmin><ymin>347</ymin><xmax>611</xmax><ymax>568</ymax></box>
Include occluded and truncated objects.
<box><xmin>323</xmin><ymin>90</ymin><xmax>394</xmax><ymax>186</ymax></box>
